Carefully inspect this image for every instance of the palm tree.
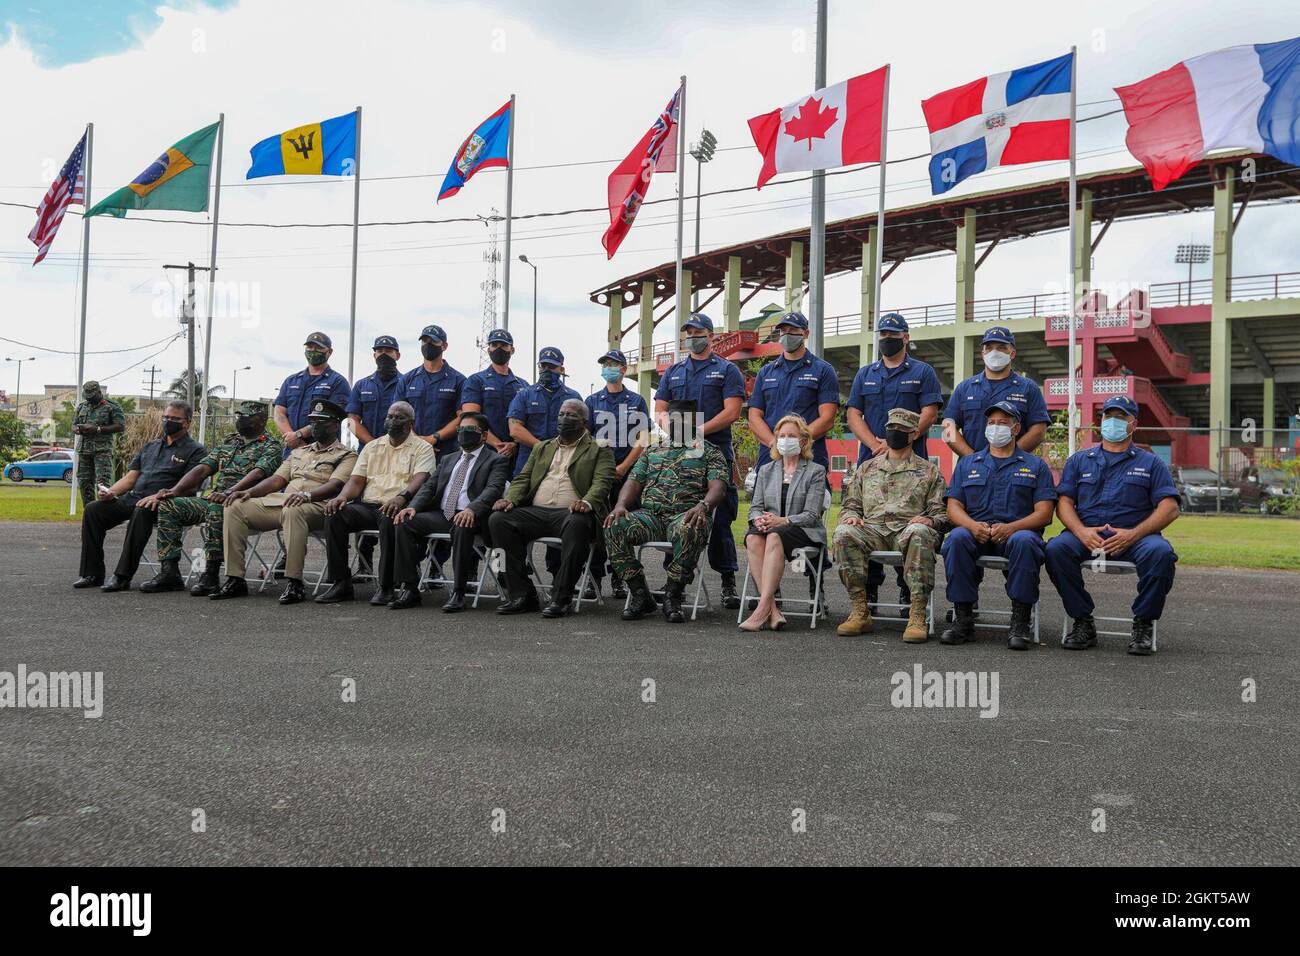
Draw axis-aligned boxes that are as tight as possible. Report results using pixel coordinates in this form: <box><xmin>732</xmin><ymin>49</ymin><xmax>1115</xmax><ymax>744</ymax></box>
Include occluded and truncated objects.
<box><xmin>164</xmin><ymin>370</ymin><xmax>225</xmax><ymax>408</ymax></box>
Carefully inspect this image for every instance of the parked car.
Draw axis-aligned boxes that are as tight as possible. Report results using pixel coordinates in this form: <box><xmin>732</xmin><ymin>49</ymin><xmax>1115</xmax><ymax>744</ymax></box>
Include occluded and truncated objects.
<box><xmin>1233</xmin><ymin>465</ymin><xmax>1297</xmax><ymax>514</ymax></box>
<box><xmin>3</xmin><ymin>449</ymin><xmax>75</xmax><ymax>483</ymax></box>
<box><xmin>1172</xmin><ymin>467</ymin><xmax>1239</xmax><ymax>513</ymax></box>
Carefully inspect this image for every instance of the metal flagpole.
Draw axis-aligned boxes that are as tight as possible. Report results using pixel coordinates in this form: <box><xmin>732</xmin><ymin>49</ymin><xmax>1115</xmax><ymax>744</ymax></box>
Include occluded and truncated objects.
<box><xmin>809</xmin><ymin>0</ymin><xmax>828</xmax><ymax>354</ymax></box>
<box><xmin>870</xmin><ymin>67</ymin><xmax>891</xmax><ymax>368</ymax></box>
<box><xmin>347</xmin><ymin>105</ymin><xmax>362</xmax><ymax>383</ymax></box>
<box><xmin>501</xmin><ymin>93</ymin><xmax>516</xmax><ymax>331</ymax></box>
<box><xmin>1066</xmin><ymin>46</ymin><xmax>1078</xmax><ymax>457</ymax></box>
<box><xmin>70</xmin><ymin>121</ymin><xmax>94</xmax><ymax>517</ymax></box>
<box><xmin>199</xmin><ymin>113</ymin><xmax>224</xmax><ymax>443</ymax></box>
<box><xmin>674</xmin><ymin>76</ymin><xmax>687</xmax><ymax>330</ymax></box>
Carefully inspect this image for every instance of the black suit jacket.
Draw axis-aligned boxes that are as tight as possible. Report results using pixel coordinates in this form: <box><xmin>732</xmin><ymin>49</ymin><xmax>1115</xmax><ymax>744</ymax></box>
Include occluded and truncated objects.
<box><xmin>409</xmin><ymin>446</ymin><xmax>509</xmax><ymax>520</ymax></box>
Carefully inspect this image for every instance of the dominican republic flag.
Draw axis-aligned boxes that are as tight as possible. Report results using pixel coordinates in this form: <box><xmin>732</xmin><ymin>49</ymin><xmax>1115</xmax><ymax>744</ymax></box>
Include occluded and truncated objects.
<box><xmin>438</xmin><ymin>100</ymin><xmax>512</xmax><ymax>201</ymax></box>
<box><xmin>601</xmin><ymin>86</ymin><xmax>679</xmax><ymax>259</ymax></box>
<box><xmin>748</xmin><ymin>66</ymin><xmax>888</xmax><ymax>189</ymax></box>
<box><xmin>922</xmin><ymin>52</ymin><xmax>1073</xmax><ymax>195</ymax></box>
<box><xmin>1115</xmin><ymin>37</ymin><xmax>1300</xmax><ymax>192</ymax></box>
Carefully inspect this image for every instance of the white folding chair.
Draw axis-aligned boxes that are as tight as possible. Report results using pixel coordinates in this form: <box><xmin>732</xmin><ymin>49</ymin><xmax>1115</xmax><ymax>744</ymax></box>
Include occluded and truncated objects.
<box><xmin>867</xmin><ymin>550</ymin><xmax>934</xmax><ymax>635</ymax></box>
<box><xmin>622</xmin><ymin>541</ymin><xmax>710</xmax><ymax>620</ymax></box>
<box><xmin>140</xmin><ymin>526</ymin><xmax>194</xmax><ymax>580</ymax></box>
<box><xmin>1060</xmin><ymin>559</ymin><xmax>1159</xmax><ymax>651</ymax></box>
<box><xmin>526</xmin><ymin>537</ymin><xmax>602</xmax><ymax>613</ymax></box>
<box><xmin>955</xmin><ymin>554</ymin><xmax>1042</xmax><ymax>644</ymax></box>
<box><xmin>348</xmin><ymin>529</ymin><xmax>380</xmax><ymax>585</ymax></box>
<box><xmin>418</xmin><ymin>532</ymin><xmax>501</xmax><ymax>608</ymax></box>
<box><xmin>255</xmin><ymin>529</ymin><xmax>329</xmax><ymax>593</ymax></box>
<box><xmin>737</xmin><ymin>543</ymin><xmax>828</xmax><ymax>629</ymax></box>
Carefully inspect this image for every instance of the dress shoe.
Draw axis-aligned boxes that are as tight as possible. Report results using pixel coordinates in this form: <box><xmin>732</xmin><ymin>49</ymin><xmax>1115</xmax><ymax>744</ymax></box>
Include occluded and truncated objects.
<box><xmin>278</xmin><ymin>578</ymin><xmax>307</xmax><ymax>605</ymax></box>
<box><xmin>101</xmin><ymin>575</ymin><xmax>131</xmax><ymax>593</ymax></box>
<box><xmin>314</xmin><ymin>578</ymin><xmax>355</xmax><ymax>604</ymax></box>
<box><xmin>388</xmin><ymin>587</ymin><xmax>422</xmax><ymax>610</ymax></box>
<box><xmin>496</xmin><ymin>590</ymin><xmax>540</xmax><ymax>615</ymax></box>
<box><xmin>210</xmin><ymin>576</ymin><xmax>248</xmax><ymax>600</ymax></box>
<box><xmin>73</xmin><ymin>575</ymin><xmax>104</xmax><ymax>589</ymax></box>
<box><xmin>541</xmin><ymin>599</ymin><xmax>571</xmax><ymax>618</ymax></box>
<box><xmin>442</xmin><ymin>591</ymin><xmax>467</xmax><ymax>613</ymax></box>
<box><xmin>140</xmin><ymin>561</ymin><xmax>185</xmax><ymax>593</ymax></box>
<box><xmin>369</xmin><ymin>588</ymin><xmax>394</xmax><ymax>607</ymax></box>
<box><xmin>720</xmin><ymin>573</ymin><xmax>741</xmax><ymax>610</ymax></box>
<box><xmin>190</xmin><ymin>564</ymin><xmax>222</xmax><ymax>597</ymax></box>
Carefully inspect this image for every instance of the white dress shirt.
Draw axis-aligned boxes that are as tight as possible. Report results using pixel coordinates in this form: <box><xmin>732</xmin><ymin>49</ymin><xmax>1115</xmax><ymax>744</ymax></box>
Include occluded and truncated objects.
<box><xmin>439</xmin><ymin>445</ymin><xmax>483</xmax><ymax>514</ymax></box>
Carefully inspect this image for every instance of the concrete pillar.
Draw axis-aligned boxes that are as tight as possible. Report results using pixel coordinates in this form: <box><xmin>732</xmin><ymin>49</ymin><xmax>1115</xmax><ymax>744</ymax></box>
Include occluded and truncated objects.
<box><xmin>859</xmin><ymin>231</ymin><xmax>878</xmax><ymax>367</ymax></box>
<box><xmin>953</xmin><ymin>207</ymin><xmax>977</xmax><ymax>385</ymax></box>
<box><xmin>784</xmin><ymin>241</ymin><xmax>804</xmax><ymax>312</ymax></box>
<box><xmin>723</xmin><ymin>256</ymin><xmax>742</xmax><ymax>332</ymax></box>
<box><xmin>1209</xmin><ymin>167</ymin><xmax>1234</xmax><ymax>467</ymax></box>
<box><xmin>637</xmin><ymin>280</ymin><xmax>655</xmax><ymax>401</ymax></box>
<box><xmin>607</xmin><ymin>295</ymin><xmax>622</xmax><ymax>353</ymax></box>
<box><xmin>1262</xmin><ymin>377</ymin><xmax>1276</xmax><ymax>454</ymax></box>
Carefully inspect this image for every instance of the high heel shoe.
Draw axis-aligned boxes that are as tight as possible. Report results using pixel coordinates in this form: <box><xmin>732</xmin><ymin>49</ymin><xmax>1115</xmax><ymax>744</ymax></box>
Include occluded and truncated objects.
<box><xmin>768</xmin><ymin>613</ymin><xmax>788</xmax><ymax>631</ymax></box>
<box><xmin>738</xmin><ymin>611</ymin><xmax>769</xmax><ymax>632</ymax></box>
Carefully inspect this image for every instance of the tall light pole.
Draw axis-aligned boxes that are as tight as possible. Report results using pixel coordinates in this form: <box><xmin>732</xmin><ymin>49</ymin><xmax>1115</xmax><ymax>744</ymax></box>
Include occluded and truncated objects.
<box><xmin>5</xmin><ymin>356</ymin><xmax>35</xmax><ymax>412</ymax></box>
<box><xmin>1175</xmin><ymin>242</ymin><xmax>1210</xmax><ymax>305</ymax></box>
<box><xmin>518</xmin><ymin>254</ymin><xmax>538</xmax><ymax>380</ymax></box>
<box><xmin>688</xmin><ymin>129</ymin><xmax>717</xmax><ymax>311</ymax></box>
<box><xmin>231</xmin><ymin>365</ymin><xmax>251</xmax><ymax>415</ymax></box>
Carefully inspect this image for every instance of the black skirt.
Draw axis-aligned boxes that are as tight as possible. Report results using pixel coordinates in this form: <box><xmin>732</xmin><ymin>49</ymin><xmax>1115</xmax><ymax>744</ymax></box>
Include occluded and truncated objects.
<box><xmin>745</xmin><ymin>522</ymin><xmax>817</xmax><ymax>559</ymax></box>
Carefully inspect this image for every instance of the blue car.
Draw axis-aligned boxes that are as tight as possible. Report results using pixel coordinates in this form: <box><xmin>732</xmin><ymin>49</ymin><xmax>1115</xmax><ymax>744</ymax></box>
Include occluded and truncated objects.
<box><xmin>4</xmin><ymin>449</ymin><xmax>75</xmax><ymax>483</ymax></box>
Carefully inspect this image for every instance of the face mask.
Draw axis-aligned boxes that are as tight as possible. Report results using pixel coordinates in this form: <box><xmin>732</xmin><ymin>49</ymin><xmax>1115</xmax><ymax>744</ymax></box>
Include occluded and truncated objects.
<box><xmin>421</xmin><ymin>342</ymin><xmax>443</xmax><ymax>362</ymax></box>
<box><xmin>686</xmin><ymin>335</ymin><xmax>709</xmax><ymax>355</ymax></box>
<box><xmin>311</xmin><ymin>423</ymin><xmax>339</xmax><ymax>445</ymax></box>
<box><xmin>457</xmin><ymin>427</ymin><xmax>484</xmax><ymax>450</ymax></box>
<box><xmin>556</xmin><ymin>415</ymin><xmax>584</xmax><ymax>438</ymax></box>
<box><xmin>886</xmin><ymin>429</ymin><xmax>912</xmax><ymax>450</ymax></box>
<box><xmin>162</xmin><ymin>419</ymin><xmax>185</xmax><ymax>437</ymax></box>
<box><xmin>1100</xmin><ymin>417</ymin><xmax>1130</xmax><ymax>442</ymax></box>
<box><xmin>985</xmin><ymin>423</ymin><xmax>1014</xmax><ymax>448</ymax></box>
<box><xmin>776</xmin><ymin>436</ymin><xmax>801</xmax><ymax>456</ymax></box>
<box><xmin>983</xmin><ymin>349</ymin><xmax>1011</xmax><ymax>372</ymax></box>
<box><xmin>384</xmin><ymin>417</ymin><xmax>410</xmax><ymax>439</ymax></box>
<box><xmin>539</xmin><ymin>368</ymin><xmax>560</xmax><ymax>389</ymax></box>
<box><xmin>375</xmin><ymin>354</ymin><xmax>398</xmax><ymax>381</ymax></box>
<box><xmin>489</xmin><ymin>347</ymin><xmax>511</xmax><ymax>366</ymax></box>
<box><xmin>305</xmin><ymin>349</ymin><xmax>327</xmax><ymax>367</ymax></box>
<box><xmin>235</xmin><ymin>416</ymin><xmax>261</xmax><ymax>438</ymax></box>
<box><xmin>84</xmin><ymin>390</ymin><xmax>103</xmax><ymax>405</ymax></box>
<box><xmin>780</xmin><ymin>333</ymin><xmax>805</xmax><ymax>354</ymax></box>
<box><xmin>878</xmin><ymin>337</ymin><xmax>906</xmax><ymax>358</ymax></box>
<box><xmin>600</xmin><ymin>366</ymin><xmax>622</xmax><ymax>384</ymax></box>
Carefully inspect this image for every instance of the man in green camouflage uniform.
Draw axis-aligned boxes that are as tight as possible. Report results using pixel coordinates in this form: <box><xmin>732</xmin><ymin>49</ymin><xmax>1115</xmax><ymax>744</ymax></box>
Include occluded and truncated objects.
<box><xmin>832</xmin><ymin>407</ymin><xmax>949</xmax><ymax>642</ymax></box>
<box><xmin>604</xmin><ymin>398</ymin><xmax>730</xmax><ymax>624</ymax></box>
<box><xmin>72</xmin><ymin>381</ymin><xmax>126</xmax><ymax>505</ymax></box>
<box><xmin>137</xmin><ymin>401</ymin><xmax>282</xmax><ymax>595</ymax></box>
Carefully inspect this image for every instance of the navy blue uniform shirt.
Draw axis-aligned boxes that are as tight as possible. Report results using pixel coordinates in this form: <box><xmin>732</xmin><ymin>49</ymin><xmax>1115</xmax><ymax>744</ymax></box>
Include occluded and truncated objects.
<box><xmin>274</xmin><ymin>366</ymin><xmax>351</xmax><ymax>458</ymax></box>
<box><xmin>397</xmin><ymin>362</ymin><xmax>467</xmax><ymax>438</ymax></box>
<box><xmin>345</xmin><ymin>371</ymin><xmax>402</xmax><ymax>447</ymax></box>
<box><xmin>947</xmin><ymin>448</ymin><xmax>1057</xmax><ymax>526</ymax></box>
<box><xmin>654</xmin><ymin>354</ymin><xmax>747</xmax><ymax>461</ymax></box>
<box><xmin>848</xmin><ymin>355</ymin><xmax>943</xmax><ymax>461</ymax></box>
<box><xmin>461</xmin><ymin>366</ymin><xmax>529</xmax><ymax>442</ymax></box>
<box><xmin>749</xmin><ymin>351</ymin><xmax>840</xmax><ymax>466</ymax></box>
<box><xmin>586</xmin><ymin>386</ymin><xmax>650</xmax><ymax>466</ymax></box>
<box><xmin>944</xmin><ymin>369</ymin><xmax>1050</xmax><ymax>452</ymax></box>
<box><xmin>1056</xmin><ymin>444</ymin><xmax>1179</xmax><ymax>528</ymax></box>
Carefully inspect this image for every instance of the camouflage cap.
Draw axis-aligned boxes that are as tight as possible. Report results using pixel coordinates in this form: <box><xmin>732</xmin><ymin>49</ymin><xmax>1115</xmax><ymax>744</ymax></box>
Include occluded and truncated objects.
<box><xmin>81</xmin><ymin>381</ymin><xmax>101</xmax><ymax>394</ymax></box>
<box><xmin>237</xmin><ymin>400</ymin><xmax>268</xmax><ymax>416</ymax></box>
<box><xmin>886</xmin><ymin>407</ymin><xmax>921</xmax><ymax>431</ymax></box>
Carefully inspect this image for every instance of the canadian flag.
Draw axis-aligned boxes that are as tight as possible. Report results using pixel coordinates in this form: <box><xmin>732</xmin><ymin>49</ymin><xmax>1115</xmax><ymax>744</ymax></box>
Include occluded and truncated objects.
<box><xmin>748</xmin><ymin>66</ymin><xmax>889</xmax><ymax>189</ymax></box>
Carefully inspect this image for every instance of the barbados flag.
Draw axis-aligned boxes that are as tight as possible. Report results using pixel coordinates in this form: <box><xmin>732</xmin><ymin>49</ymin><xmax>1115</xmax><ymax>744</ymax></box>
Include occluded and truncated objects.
<box><xmin>438</xmin><ymin>100</ymin><xmax>512</xmax><ymax>201</ymax></box>
<box><xmin>87</xmin><ymin>122</ymin><xmax>219</xmax><ymax>218</ymax></box>
<box><xmin>247</xmin><ymin>111</ymin><xmax>358</xmax><ymax>178</ymax></box>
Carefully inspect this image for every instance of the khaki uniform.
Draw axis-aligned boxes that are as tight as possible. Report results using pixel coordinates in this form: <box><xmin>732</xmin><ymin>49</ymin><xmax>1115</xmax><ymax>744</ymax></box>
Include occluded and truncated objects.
<box><xmin>223</xmin><ymin>440</ymin><xmax>357</xmax><ymax>579</ymax></box>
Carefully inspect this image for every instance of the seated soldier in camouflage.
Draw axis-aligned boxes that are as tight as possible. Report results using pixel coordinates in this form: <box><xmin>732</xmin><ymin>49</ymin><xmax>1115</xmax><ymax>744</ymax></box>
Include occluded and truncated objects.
<box><xmin>604</xmin><ymin>398</ymin><xmax>729</xmax><ymax>624</ymax></box>
<box><xmin>831</xmin><ymin>408</ymin><xmax>949</xmax><ymax>642</ymax></box>
<box><xmin>137</xmin><ymin>401</ymin><xmax>283</xmax><ymax>595</ymax></box>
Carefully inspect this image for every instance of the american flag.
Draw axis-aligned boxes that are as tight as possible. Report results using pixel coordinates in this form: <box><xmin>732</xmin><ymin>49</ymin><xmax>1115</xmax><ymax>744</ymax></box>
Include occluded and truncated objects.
<box><xmin>28</xmin><ymin>133</ymin><xmax>87</xmax><ymax>266</ymax></box>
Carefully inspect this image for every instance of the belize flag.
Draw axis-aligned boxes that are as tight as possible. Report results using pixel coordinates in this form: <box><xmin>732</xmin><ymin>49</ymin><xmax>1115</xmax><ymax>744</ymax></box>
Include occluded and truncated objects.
<box><xmin>1115</xmin><ymin>37</ymin><xmax>1300</xmax><ymax>192</ymax></box>
<box><xmin>922</xmin><ymin>52</ymin><xmax>1074</xmax><ymax>195</ymax></box>
<box><xmin>438</xmin><ymin>101</ymin><xmax>512</xmax><ymax>201</ymax></box>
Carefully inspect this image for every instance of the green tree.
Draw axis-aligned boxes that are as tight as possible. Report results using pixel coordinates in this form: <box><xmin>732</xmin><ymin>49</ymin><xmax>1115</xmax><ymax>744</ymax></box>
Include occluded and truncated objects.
<box><xmin>165</xmin><ymin>370</ymin><xmax>225</xmax><ymax>405</ymax></box>
<box><xmin>0</xmin><ymin>410</ymin><xmax>31</xmax><ymax>466</ymax></box>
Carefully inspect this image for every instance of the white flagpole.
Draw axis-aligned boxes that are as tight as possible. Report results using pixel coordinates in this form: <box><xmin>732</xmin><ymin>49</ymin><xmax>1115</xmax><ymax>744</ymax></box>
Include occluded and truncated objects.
<box><xmin>347</xmin><ymin>105</ymin><xmax>362</xmax><ymax>383</ymax></box>
<box><xmin>70</xmin><ymin>122</ymin><xmax>94</xmax><ymax>517</ymax></box>
<box><xmin>870</xmin><ymin>67</ymin><xmax>891</xmax><ymax>367</ymax></box>
<box><xmin>199</xmin><ymin>113</ymin><xmax>224</xmax><ymax>443</ymax></box>
<box><xmin>502</xmin><ymin>93</ymin><xmax>516</xmax><ymax>330</ymax></box>
<box><xmin>1067</xmin><ymin>46</ymin><xmax>1078</xmax><ymax>457</ymax></box>
<box><xmin>674</xmin><ymin>76</ymin><xmax>687</xmax><ymax>331</ymax></box>
<box><xmin>808</xmin><ymin>0</ymin><xmax>828</xmax><ymax>354</ymax></box>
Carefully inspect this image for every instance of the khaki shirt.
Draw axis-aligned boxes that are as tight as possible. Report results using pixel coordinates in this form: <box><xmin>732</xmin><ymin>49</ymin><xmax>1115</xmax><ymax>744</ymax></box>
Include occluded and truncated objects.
<box><xmin>267</xmin><ymin>440</ymin><xmax>357</xmax><ymax>504</ymax></box>
<box><xmin>532</xmin><ymin>439</ymin><xmax>580</xmax><ymax>509</ymax></box>
<box><xmin>353</xmin><ymin>434</ymin><xmax>435</xmax><ymax>504</ymax></box>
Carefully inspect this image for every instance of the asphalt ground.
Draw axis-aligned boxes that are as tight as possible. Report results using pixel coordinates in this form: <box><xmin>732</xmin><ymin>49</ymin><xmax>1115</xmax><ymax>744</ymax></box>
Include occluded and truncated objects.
<box><xmin>1</xmin><ymin>520</ymin><xmax>1296</xmax><ymax>866</ymax></box>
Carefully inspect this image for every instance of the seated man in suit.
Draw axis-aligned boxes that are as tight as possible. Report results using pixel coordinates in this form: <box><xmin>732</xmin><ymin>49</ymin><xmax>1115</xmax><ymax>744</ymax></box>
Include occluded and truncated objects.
<box><xmin>389</xmin><ymin>411</ymin><xmax>510</xmax><ymax>611</ymax></box>
<box><xmin>316</xmin><ymin>401</ymin><xmax>435</xmax><ymax>606</ymax></box>
<box><xmin>488</xmin><ymin>398</ymin><xmax>614</xmax><ymax>618</ymax></box>
<box><xmin>604</xmin><ymin>398</ymin><xmax>730</xmax><ymax>624</ymax></box>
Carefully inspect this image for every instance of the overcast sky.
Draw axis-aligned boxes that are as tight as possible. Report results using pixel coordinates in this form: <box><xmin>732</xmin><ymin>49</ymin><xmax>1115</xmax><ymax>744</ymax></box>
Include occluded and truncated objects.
<box><xmin>1</xmin><ymin>0</ymin><xmax>1296</xmax><ymax>402</ymax></box>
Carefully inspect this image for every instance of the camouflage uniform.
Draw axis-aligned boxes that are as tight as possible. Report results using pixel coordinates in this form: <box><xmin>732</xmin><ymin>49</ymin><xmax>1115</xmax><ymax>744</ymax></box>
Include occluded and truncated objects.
<box><xmin>155</xmin><ymin>429</ymin><xmax>283</xmax><ymax>563</ymax></box>
<box><xmin>73</xmin><ymin>383</ymin><xmax>125</xmax><ymax>505</ymax></box>
<box><xmin>605</xmin><ymin>442</ymin><xmax>730</xmax><ymax>585</ymax></box>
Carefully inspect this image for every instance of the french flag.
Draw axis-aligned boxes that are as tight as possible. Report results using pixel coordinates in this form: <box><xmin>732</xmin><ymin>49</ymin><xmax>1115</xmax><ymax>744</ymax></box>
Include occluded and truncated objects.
<box><xmin>922</xmin><ymin>52</ymin><xmax>1074</xmax><ymax>195</ymax></box>
<box><xmin>1115</xmin><ymin>37</ymin><xmax>1300</xmax><ymax>192</ymax></box>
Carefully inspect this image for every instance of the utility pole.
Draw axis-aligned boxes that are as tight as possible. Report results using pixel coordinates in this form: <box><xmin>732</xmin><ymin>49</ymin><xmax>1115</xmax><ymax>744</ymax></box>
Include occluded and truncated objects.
<box><xmin>689</xmin><ymin>129</ymin><xmax>717</xmax><ymax>311</ymax></box>
<box><xmin>164</xmin><ymin>262</ymin><xmax>212</xmax><ymax>416</ymax></box>
<box><xmin>141</xmin><ymin>365</ymin><xmax>161</xmax><ymax>403</ymax></box>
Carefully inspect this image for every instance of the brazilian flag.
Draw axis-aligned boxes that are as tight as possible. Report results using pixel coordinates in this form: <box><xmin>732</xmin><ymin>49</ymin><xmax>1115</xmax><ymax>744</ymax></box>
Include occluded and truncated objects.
<box><xmin>87</xmin><ymin>122</ymin><xmax>220</xmax><ymax>218</ymax></box>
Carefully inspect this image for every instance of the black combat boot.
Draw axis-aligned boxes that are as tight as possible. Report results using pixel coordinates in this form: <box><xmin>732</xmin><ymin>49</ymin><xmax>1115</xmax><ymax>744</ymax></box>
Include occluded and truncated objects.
<box><xmin>720</xmin><ymin>573</ymin><xmax>740</xmax><ymax>610</ymax></box>
<box><xmin>190</xmin><ymin>561</ymin><xmax>222</xmax><ymax>597</ymax></box>
<box><xmin>1128</xmin><ymin>618</ymin><xmax>1155</xmax><ymax>656</ymax></box>
<box><xmin>622</xmin><ymin>576</ymin><xmax>656</xmax><ymax>621</ymax></box>
<box><xmin>210</xmin><ymin>576</ymin><xmax>248</xmax><ymax>600</ymax></box>
<box><xmin>661</xmin><ymin>579</ymin><xmax>686</xmax><ymax>624</ymax></box>
<box><xmin>278</xmin><ymin>578</ymin><xmax>307</xmax><ymax>605</ymax></box>
<box><xmin>314</xmin><ymin>575</ymin><xmax>355</xmax><ymax>604</ymax></box>
<box><xmin>140</xmin><ymin>560</ymin><xmax>185</xmax><ymax>593</ymax></box>
<box><xmin>1006</xmin><ymin>600</ymin><xmax>1034</xmax><ymax>650</ymax></box>
<box><xmin>610</xmin><ymin>573</ymin><xmax>627</xmax><ymax>600</ymax></box>
<box><xmin>1062</xmin><ymin>615</ymin><xmax>1098</xmax><ymax>650</ymax></box>
<box><xmin>897</xmin><ymin>582</ymin><xmax>912</xmax><ymax>619</ymax></box>
<box><xmin>940</xmin><ymin>602</ymin><xmax>976</xmax><ymax>645</ymax></box>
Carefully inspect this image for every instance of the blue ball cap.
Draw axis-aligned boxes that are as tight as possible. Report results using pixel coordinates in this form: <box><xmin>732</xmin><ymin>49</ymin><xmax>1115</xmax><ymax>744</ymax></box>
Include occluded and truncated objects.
<box><xmin>420</xmin><ymin>324</ymin><xmax>447</xmax><ymax>342</ymax></box>
<box><xmin>681</xmin><ymin>312</ymin><xmax>714</xmax><ymax>333</ymax></box>
<box><xmin>486</xmin><ymin>328</ymin><xmax>513</xmax><ymax>346</ymax></box>
<box><xmin>877</xmin><ymin>312</ymin><xmax>909</xmax><ymax>333</ymax></box>
<box><xmin>981</xmin><ymin>326</ymin><xmax>1015</xmax><ymax>347</ymax></box>
<box><xmin>983</xmin><ymin>399</ymin><xmax>1022</xmax><ymax>421</ymax></box>
<box><xmin>538</xmin><ymin>346</ymin><xmax>564</xmax><ymax>367</ymax></box>
<box><xmin>1102</xmin><ymin>395</ymin><xmax>1139</xmax><ymax>418</ymax></box>
<box><xmin>774</xmin><ymin>310</ymin><xmax>809</xmax><ymax>331</ymax></box>
<box><xmin>599</xmin><ymin>349</ymin><xmax>628</xmax><ymax>366</ymax></box>
<box><xmin>372</xmin><ymin>334</ymin><xmax>398</xmax><ymax>350</ymax></box>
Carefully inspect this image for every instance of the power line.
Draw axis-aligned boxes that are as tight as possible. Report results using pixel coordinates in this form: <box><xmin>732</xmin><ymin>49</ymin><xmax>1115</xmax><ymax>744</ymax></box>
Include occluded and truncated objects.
<box><xmin>0</xmin><ymin>331</ymin><xmax>186</xmax><ymax>355</ymax></box>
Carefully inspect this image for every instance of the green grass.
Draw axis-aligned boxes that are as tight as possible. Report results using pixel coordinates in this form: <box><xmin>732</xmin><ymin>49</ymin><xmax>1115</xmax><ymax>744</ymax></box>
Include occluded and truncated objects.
<box><xmin>0</xmin><ymin>481</ymin><xmax>81</xmax><ymax>522</ymax></box>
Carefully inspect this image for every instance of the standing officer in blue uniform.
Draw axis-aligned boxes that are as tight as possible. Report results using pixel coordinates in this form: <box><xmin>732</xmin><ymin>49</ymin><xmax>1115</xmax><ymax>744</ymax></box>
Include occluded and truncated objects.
<box><xmin>654</xmin><ymin>314</ymin><xmax>747</xmax><ymax>607</ymax></box>
<box><xmin>1046</xmin><ymin>396</ymin><xmax>1180</xmax><ymax>655</ymax></box>
<box><xmin>586</xmin><ymin>348</ymin><xmax>650</xmax><ymax>598</ymax></box>
<box><xmin>346</xmin><ymin>334</ymin><xmax>403</xmax><ymax>447</ymax></box>
<box><xmin>397</xmin><ymin>324</ymin><xmax>467</xmax><ymax>453</ymax></box>
<box><xmin>940</xmin><ymin>401</ymin><xmax>1057</xmax><ymax>651</ymax></box>
<box><xmin>748</xmin><ymin>311</ymin><xmax>841</xmax><ymax>468</ymax></box>
<box><xmin>847</xmin><ymin>311</ymin><xmax>944</xmax><ymax>615</ymax></box>
<box><xmin>508</xmin><ymin>347</ymin><xmax>583</xmax><ymax>478</ymax></box>
<box><xmin>942</xmin><ymin>326</ymin><xmax>1051</xmax><ymax>456</ymax></box>
<box><xmin>274</xmin><ymin>330</ymin><xmax>351</xmax><ymax>460</ymax></box>
<box><xmin>461</xmin><ymin>328</ymin><xmax>528</xmax><ymax>473</ymax></box>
